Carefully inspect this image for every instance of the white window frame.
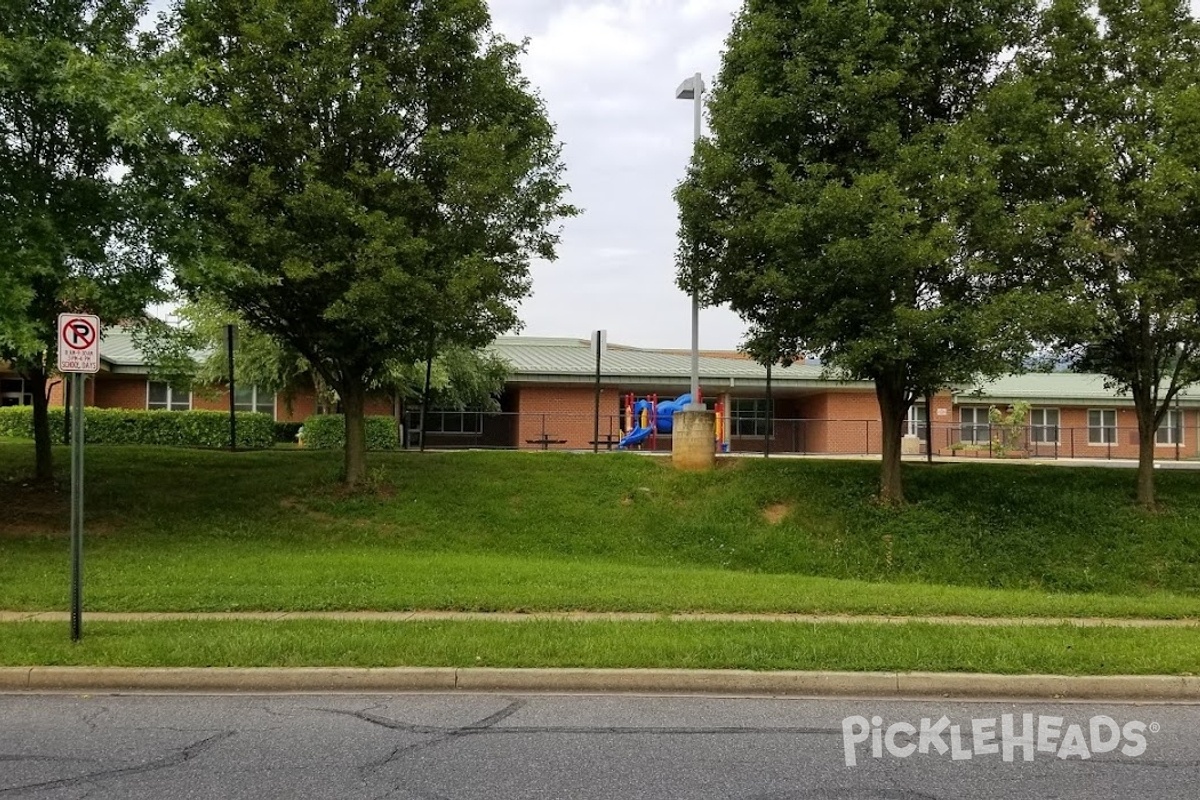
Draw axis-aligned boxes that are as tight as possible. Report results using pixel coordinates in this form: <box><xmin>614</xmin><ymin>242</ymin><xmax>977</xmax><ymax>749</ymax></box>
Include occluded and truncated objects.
<box><xmin>1088</xmin><ymin>408</ymin><xmax>1117</xmax><ymax>445</ymax></box>
<box><xmin>234</xmin><ymin>384</ymin><xmax>276</xmax><ymax>419</ymax></box>
<box><xmin>147</xmin><ymin>381</ymin><xmax>191</xmax><ymax>411</ymax></box>
<box><xmin>1029</xmin><ymin>408</ymin><xmax>1060</xmax><ymax>444</ymax></box>
<box><xmin>906</xmin><ymin>404</ymin><xmax>928</xmax><ymax>440</ymax></box>
<box><xmin>730</xmin><ymin>398</ymin><xmax>771</xmax><ymax>438</ymax></box>
<box><xmin>959</xmin><ymin>406</ymin><xmax>989</xmax><ymax>444</ymax></box>
<box><xmin>1157</xmin><ymin>408</ymin><xmax>1184</xmax><ymax>446</ymax></box>
<box><xmin>1</xmin><ymin>377</ymin><xmax>32</xmax><ymax>407</ymax></box>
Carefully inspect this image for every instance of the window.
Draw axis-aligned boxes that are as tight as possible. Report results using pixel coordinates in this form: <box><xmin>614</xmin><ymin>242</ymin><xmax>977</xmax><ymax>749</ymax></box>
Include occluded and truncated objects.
<box><xmin>730</xmin><ymin>398</ymin><xmax>771</xmax><ymax>437</ymax></box>
<box><xmin>405</xmin><ymin>407</ymin><xmax>484</xmax><ymax>435</ymax></box>
<box><xmin>959</xmin><ymin>407</ymin><xmax>989</xmax><ymax>444</ymax></box>
<box><xmin>1029</xmin><ymin>408</ymin><xmax>1060</xmax><ymax>444</ymax></box>
<box><xmin>906</xmin><ymin>404</ymin><xmax>927</xmax><ymax>440</ymax></box>
<box><xmin>147</xmin><ymin>381</ymin><xmax>191</xmax><ymax>411</ymax></box>
<box><xmin>1088</xmin><ymin>409</ymin><xmax>1117</xmax><ymax>444</ymax></box>
<box><xmin>234</xmin><ymin>385</ymin><xmax>275</xmax><ymax>417</ymax></box>
<box><xmin>1157</xmin><ymin>409</ymin><xmax>1184</xmax><ymax>445</ymax></box>
<box><xmin>0</xmin><ymin>378</ymin><xmax>31</xmax><ymax>407</ymax></box>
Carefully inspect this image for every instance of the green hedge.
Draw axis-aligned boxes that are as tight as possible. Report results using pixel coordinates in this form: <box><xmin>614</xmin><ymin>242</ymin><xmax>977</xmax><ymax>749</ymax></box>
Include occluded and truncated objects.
<box><xmin>299</xmin><ymin>414</ymin><xmax>400</xmax><ymax>450</ymax></box>
<box><xmin>0</xmin><ymin>406</ymin><xmax>275</xmax><ymax>449</ymax></box>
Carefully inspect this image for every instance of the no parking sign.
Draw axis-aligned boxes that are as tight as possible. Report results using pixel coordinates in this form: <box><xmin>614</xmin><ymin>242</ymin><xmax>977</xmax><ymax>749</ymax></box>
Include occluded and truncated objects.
<box><xmin>56</xmin><ymin>313</ymin><xmax>101</xmax><ymax>643</ymax></box>
<box><xmin>57</xmin><ymin>314</ymin><xmax>101</xmax><ymax>373</ymax></box>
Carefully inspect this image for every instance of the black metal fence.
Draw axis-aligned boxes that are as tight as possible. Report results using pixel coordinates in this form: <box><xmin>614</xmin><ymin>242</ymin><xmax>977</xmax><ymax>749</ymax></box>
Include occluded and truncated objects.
<box><xmin>403</xmin><ymin>412</ymin><xmax>1198</xmax><ymax>460</ymax></box>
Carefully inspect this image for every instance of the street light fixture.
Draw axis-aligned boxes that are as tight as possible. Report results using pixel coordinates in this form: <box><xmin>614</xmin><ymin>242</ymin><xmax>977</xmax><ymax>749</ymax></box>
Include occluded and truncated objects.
<box><xmin>676</xmin><ymin>72</ymin><xmax>704</xmax><ymax>411</ymax></box>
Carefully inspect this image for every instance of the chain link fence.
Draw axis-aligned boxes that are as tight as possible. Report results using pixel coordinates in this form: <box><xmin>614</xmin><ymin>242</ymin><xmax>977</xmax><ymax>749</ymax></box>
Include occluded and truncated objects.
<box><xmin>401</xmin><ymin>409</ymin><xmax>1198</xmax><ymax>461</ymax></box>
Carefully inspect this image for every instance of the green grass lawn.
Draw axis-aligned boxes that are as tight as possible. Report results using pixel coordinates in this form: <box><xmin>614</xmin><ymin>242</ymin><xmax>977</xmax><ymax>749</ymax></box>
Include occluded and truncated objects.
<box><xmin>4</xmin><ymin>618</ymin><xmax>1199</xmax><ymax>675</ymax></box>
<box><xmin>2</xmin><ymin>442</ymin><xmax>1200</xmax><ymax>618</ymax></box>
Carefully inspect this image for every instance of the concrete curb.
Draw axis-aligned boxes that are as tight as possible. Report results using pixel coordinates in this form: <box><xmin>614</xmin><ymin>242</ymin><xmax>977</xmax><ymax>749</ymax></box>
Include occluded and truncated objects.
<box><xmin>3</xmin><ymin>667</ymin><xmax>1199</xmax><ymax>700</ymax></box>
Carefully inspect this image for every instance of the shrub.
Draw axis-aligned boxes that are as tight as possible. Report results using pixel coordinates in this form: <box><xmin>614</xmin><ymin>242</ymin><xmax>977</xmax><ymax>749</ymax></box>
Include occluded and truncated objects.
<box><xmin>988</xmin><ymin>401</ymin><xmax>1030</xmax><ymax>458</ymax></box>
<box><xmin>0</xmin><ymin>407</ymin><xmax>37</xmax><ymax>439</ymax></box>
<box><xmin>273</xmin><ymin>421</ymin><xmax>304</xmax><ymax>443</ymax></box>
<box><xmin>0</xmin><ymin>406</ymin><xmax>274</xmax><ymax>448</ymax></box>
<box><xmin>299</xmin><ymin>414</ymin><xmax>399</xmax><ymax>450</ymax></box>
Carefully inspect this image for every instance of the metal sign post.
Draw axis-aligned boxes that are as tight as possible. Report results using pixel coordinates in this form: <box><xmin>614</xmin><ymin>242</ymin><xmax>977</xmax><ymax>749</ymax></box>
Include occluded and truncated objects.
<box><xmin>592</xmin><ymin>331</ymin><xmax>606</xmax><ymax>453</ymax></box>
<box><xmin>57</xmin><ymin>314</ymin><xmax>100</xmax><ymax>642</ymax></box>
<box><xmin>226</xmin><ymin>324</ymin><xmax>237</xmax><ymax>451</ymax></box>
<box><xmin>69</xmin><ymin>373</ymin><xmax>85</xmax><ymax>641</ymax></box>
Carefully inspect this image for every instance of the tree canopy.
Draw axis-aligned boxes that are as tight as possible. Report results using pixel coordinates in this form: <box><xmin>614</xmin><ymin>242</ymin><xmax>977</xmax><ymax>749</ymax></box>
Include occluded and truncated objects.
<box><xmin>169</xmin><ymin>0</ymin><xmax>574</xmax><ymax>484</ymax></box>
<box><xmin>676</xmin><ymin>0</ymin><xmax>1041</xmax><ymax>502</ymax></box>
<box><xmin>0</xmin><ymin>0</ymin><xmax>176</xmax><ymax>480</ymax></box>
<box><xmin>147</xmin><ymin>296</ymin><xmax>511</xmax><ymax>420</ymax></box>
<box><xmin>978</xmin><ymin>0</ymin><xmax>1200</xmax><ymax>508</ymax></box>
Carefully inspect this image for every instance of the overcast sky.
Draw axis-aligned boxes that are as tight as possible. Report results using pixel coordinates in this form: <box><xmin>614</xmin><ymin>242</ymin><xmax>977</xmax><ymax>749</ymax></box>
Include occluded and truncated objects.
<box><xmin>487</xmin><ymin>0</ymin><xmax>746</xmax><ymax>350</ymax></box>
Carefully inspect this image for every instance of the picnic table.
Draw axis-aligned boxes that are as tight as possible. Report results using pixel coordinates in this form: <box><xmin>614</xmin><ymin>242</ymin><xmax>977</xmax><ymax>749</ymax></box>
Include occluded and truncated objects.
<box><xmin>588</xmin><ymin>433</ymin><xmax>622</xmax><ymax>451</ymax></box>
<box><xmin>525</xmin><ymin>434</ymin><xmax>568</xmax><ymax>450</ymax></box>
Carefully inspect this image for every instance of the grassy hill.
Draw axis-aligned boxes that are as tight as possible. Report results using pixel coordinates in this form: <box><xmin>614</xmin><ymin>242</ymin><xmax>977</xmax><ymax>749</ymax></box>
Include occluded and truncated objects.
<box><xmin>2</xmin><ymin>442</ymin><xmax>1199</xmax><ymax>616</ymax></box>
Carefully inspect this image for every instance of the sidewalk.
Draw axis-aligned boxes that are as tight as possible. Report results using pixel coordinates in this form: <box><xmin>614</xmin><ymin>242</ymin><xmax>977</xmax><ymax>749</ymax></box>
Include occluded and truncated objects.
<box><xmin>3</xmin><ymin>609</ymin><xmax>1197</xmax><ymax>627</ymax></box>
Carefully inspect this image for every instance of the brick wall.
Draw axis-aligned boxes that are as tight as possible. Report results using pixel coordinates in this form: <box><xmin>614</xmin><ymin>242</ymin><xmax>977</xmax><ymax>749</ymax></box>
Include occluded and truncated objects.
<box><xmin>41</xmin><ymin>375</ymin><xmax>97</xmax><ymax>407</ymax></box>
<box><xmin>730</xmin><ymin>389</ymin><xmax>956</xmax><ymax>455</ymax></box>
<box><xmin>932</xmin><ymin>404</ymin><xmax>1200</xmax><ymax>460</ymax></box>
<box><xmin>93</xmin><ymin>376</ymin><xmax>147</xmax><ymax>409</ymax></box>
<box><xmin>1048</xmin><ymin>406</ymin><xmax>1195</xmax><ymax>460</ymax></box>
<box><xmin>278</xmin><ymin>391</ymin><xmax>317</xmax><ymax>423</ymax></box>
<box><xmin>775</xmin><ymin>391</ymin><xmax>884</xmax><ymax>454</ymax></box>
<box><xmin>513</xmin><ymin>385</ymin><xmax>624</xmax><ymax>449</ymax></box>
<box><xmin>191</xmin><ymin>389</ymin><xmax>225</xmax><ymax>412</ymax></box>
<box><xmin>365</xmin><ymin>394</ymin><xmax>394</xmax><ymax>416</ymax></box>
<box><xmin>271</xmin><ymin>387</ymin><xmax>393</xmax><ymax>422</ymax></box>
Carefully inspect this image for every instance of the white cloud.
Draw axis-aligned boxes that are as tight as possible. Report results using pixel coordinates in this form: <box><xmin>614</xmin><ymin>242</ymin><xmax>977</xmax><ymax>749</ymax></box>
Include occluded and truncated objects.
<box><xmin>490</xmin><ymin>0</ymin><xmax>746</xmax><ymax>349</ymax></box>
<box><xmin>679</xmin><ymin>0</ymin><xmax>738</xmax><ymax>21</ymax></box>
<box><xmin>527</xmin><ymin>3</ymin><xmax>660</xmax><ymax>72</ymax></box>
<box><xmin>593</xmin><ymin>246</ymin><xmax>645</xmax><ymax>261</ymax></box>
<box><xmin>673</xmin><ymin>32</ymin><xmax>729</xmax><ymax>75</ymax></box>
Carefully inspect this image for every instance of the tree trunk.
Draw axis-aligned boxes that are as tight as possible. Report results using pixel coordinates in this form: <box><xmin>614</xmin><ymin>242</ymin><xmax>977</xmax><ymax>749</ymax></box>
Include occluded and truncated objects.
<box><xmin>1135</xmin><ymin>406</ymin><xmax>1157</xmax><ymax>510</ymax></box>
<box><xmin>875</xmin><ymin>376</ymin><xmax>908</xmax><ymax>505</ymax></box>
<box><xmin>341</xmin><ymin>379</ymin><xmax>368</xmax><ymax>487</ymax></box>
<box><xmin>26</xmin><ymin>365</ymin><xmax>54</xmax><ymax>483</ymax></box>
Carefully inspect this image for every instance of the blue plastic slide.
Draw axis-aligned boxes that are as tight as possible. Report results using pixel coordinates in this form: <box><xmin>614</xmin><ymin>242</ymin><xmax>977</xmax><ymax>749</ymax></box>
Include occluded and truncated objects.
<box><xmin>618</xmin><ymin>424</ymin><xmax>654</xmax><ymax>448</ymax></box>
<box><xmin>617</xmin><ymin>394</ymin><xmax>693</xmax><ymax>449</ymax></box>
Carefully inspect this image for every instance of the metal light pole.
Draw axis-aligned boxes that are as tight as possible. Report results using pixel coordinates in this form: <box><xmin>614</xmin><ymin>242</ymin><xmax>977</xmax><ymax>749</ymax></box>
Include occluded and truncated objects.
<box><xmin>226</xmin><ymin>324</ymin><xmax>236</xmax><ymax>451</ymax></box>
<box><xmin>676</xmin><ymin>72</ymin><xmax>704</xmax><ymax>411</ymax></box>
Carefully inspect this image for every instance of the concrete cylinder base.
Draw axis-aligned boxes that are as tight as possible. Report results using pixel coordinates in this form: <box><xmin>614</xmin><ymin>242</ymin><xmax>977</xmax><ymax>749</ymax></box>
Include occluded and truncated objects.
<box><xmin>672</xmin><ymin>410</ymin><xmax>717</xmax><ymax>471</ymax></box>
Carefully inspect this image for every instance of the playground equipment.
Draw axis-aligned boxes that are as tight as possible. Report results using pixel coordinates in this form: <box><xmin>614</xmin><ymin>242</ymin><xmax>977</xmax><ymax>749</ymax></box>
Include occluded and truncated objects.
<box><xmin>618</xmin><ymin>392</ymin><xmax>730</xmax><ymax>452</ymax></box>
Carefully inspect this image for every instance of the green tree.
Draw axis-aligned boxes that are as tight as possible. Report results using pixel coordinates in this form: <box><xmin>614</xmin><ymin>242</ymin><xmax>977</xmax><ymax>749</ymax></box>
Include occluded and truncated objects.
<box><xmin>676</xmin><ymin>0</ymin><xmax>1039</xmax><ymax>503</ymax></box>
<box><xmin>982</xmin><ymin>0</ymin><xmax>1200</xmax><ymax>508</ymax></box>
<box><xmin>169</xmin><ymin>298</ymin><xmax>325</xmax><ymax>411</ymax></box>
<box><xmin>388</xmin><ymin>347</ymin><xmax>509</xmax><ymax>413</ymax></box>
<box><xmin>152</xmin><ymin>297</ymin><xmax>510</xmax><ymax>422</ymax></box>
<box><xmin>0</xmin><ymin>0</ymin><xmax>174</xmax><ymax>480</ymax></box>
<box><xmin>170</xmin><ymin>0</ymin><xmax>573</xmax><ymax>486</ymax></box>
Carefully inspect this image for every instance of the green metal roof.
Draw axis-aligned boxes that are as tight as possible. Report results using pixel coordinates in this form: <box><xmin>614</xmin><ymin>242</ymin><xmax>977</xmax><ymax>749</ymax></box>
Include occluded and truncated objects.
<box><xmin>97</xmin><ymin>327</ymin><xmax>209</xmax><ymax>374</ymax></box>
<box><xmin>97</xmin><ymin>328</ymin><xmax>146</xmax><ymax>369</ymax></box>
<box><xmin>485</xmin><ymin>336</ymin><xmax>856</xmax><ymax>389</ymax></box>
<box><xmin>957</xmin><ymin>372</ymin><xmax>1200</xmax><ymax>407</ymax></box>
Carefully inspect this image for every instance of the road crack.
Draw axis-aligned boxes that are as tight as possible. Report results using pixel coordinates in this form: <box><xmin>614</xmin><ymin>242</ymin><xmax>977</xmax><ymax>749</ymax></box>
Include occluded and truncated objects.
<box><xmin>0</xmin><ymin>730</ymin><xmax>235</xmax><ymax>796</ymax></box>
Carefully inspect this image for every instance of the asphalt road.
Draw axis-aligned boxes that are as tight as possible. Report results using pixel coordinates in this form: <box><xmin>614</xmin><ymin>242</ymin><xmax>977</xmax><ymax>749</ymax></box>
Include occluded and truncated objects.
<box><xmin>2</xmin><ymin>692</ymin><xmax>1198</xmax><ymax>799</ymax></box>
